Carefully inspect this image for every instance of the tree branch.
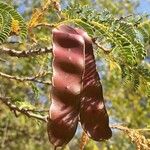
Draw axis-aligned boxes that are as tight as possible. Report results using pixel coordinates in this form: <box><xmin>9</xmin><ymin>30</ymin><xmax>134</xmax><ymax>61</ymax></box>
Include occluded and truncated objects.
<box><xmin>34</xmin><ymin>23</ymin><xmax>55</xmax><ymax>28</ymax></box>
<box><xmin>0</xmin><ymin>71</ymin><xmax>51</xmax><ymax>85</ymax></box>
<box><xmin>0</xmin><ymin>46</ymin><xmax>52</xmax><ymax>57</ymax></box>
<box><xmin>110</xmin><ymin>124</ymin><xmax>150</xmax><ymax>132</ymax></box>
<box><xmin>111</xmin><ymin>124</ymin><xmax>150</xmax><ymax>149</ymax></box>
<box><xmin>94</xmin><ymin>41</ymin><xmax>111</xmax><ymax>53</ymax></box>
<box><xmin>1</xmin><ymin>95</ymin><xmax>150</xmax><ymax>143</ymax></box>
<box><xmin>0</xmin><ymin>96</ymin><xmax>48</xmax><ymax>122</ymax></box>
<box><xmin>1</xmin><ymin>95</ymin><xmax>149</xmax><ymax>150</ymax></box>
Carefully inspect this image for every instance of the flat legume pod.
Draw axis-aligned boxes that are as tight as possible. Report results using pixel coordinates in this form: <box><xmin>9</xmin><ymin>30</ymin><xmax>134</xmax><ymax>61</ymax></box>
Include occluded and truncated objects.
<box><xmin>47</xmin><ymin>25</ymin><xmax>85</xmax><ymax>147</ymax></box>
<box><xmin>76</xmin><ymin>28</ymin><xmax>112</xmax><ymax>141</ymax></box>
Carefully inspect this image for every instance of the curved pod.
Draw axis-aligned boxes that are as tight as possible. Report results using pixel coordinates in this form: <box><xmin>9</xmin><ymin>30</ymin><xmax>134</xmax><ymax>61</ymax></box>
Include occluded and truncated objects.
<box><xmin>47</xmin><ymin>25</ymin><xmax>112</xmax><ymax>148</ymax></box>
<box><xmin>47</xmin><ymin>25</ymin><xmax>85</xmax><ymax>147</ymax></box>
<box><xmin>76</xmin><ymin>29</ymin><xmax>112</xmax><ymax>140</ymax></box>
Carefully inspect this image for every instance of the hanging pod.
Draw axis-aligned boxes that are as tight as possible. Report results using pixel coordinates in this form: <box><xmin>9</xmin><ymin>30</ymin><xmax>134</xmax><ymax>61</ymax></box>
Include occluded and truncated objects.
<box><xmin>47</xmin><ymin>25</ymin><xmax>112</xmax><ymax>148</ymax></box>
<box><xmin>47</xmin><ymin>25</ymin><xmax>85</xmax><ymax>147</ymax></box>
<box><xmin>76</xmin><ymin>28</ymin><xmax>112</xmax><ymax>141</ymax></box>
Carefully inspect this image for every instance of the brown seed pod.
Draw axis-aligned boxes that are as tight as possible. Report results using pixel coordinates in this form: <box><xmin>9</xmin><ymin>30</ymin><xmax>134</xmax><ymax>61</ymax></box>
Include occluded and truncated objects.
<box><xmin>76</xmin><ymin>28</ymin><xmax>112</xmax><ymax>141</ymax></box>
<box><xmin>47</xmin><ymin>25</ymin><xmax>85</xmax><ymax>147</ymax></box>
<box><xmin>47</xmin><ymin>25</ymin><xmax>112</xmax><ymax>148</ymax></box>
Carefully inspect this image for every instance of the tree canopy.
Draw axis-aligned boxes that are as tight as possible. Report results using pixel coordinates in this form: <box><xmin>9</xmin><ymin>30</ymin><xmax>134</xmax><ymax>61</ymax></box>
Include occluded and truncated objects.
<box><xmin>0</xmin><ymin>0</ymin><xmax>150</xmax><ymax>150</ymax></box>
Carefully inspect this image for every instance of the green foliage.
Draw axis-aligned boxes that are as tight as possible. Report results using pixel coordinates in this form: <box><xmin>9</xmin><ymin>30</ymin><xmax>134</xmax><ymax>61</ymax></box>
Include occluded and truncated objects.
<box><xmin>56</xmin><ymin>4</ymin><xmax>150</xmax><ymax>90</ymax></box>
<box><xmin>0</xmin><ymin>1</ymin><xmax>27</xmax><ymax>43</ymax></box>
<box><xmin>0</xmin><ymin>7</ymin><xmax>12</xmax><ymax>43</ymax></box>
<box><xmin>137</xmin><ymin>20</ymin><xmax>150</xmax><ymax>44</ymax></box>
<box><xmin>0</xmin><ymin>0</ymin><xmax>150</xmax><ymax>150</ymax></box>
<box><xmin>61</xmin><ymin>4</ymin><xmax>146</xmax><ymax>66</ymax></box>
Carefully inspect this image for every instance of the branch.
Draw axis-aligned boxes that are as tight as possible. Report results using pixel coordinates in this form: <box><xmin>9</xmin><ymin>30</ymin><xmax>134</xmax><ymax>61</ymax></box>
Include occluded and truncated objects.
<box><xmin>110</xmin><ymin>124</ymin><xmax>130</xmax><ymax>131</ymax></box>
<box><xmin>26</xmin><ymin>109</ymin><xmax>49</xmax><ymax>113</ymax></box>
<box><xmin>1</xmin><ymin>95</ymin><xmax>150</xmax><ymax>149</ymax></box>
<box><xmin>94</xmin><ymin>41</ymin><xmax>111</xmax><ymax>54</ymax></box>
<box><xmin>0</xmin><ymin>96</ymin><xmax>48</xmax><ymax>122</ymax></box>
<box><xmin>0</xmin><ymin>71</ymin><xmax>51</xmax><ymax>85</ymax></box>
<box><xmin>111</xmin><ymin>124</ymin><xmax>150</xmax><ymax>149</ymax></box>
<box><xmin>110</xmin><ymin>124</ymin><xmax>150</xmax><ymax>132</ymax></box>
<box><xmin>0</xmin><ymin>46</ymin><xmax>52</xmax><ymax>57</ymax></box>
<box><xmin>33</xmin><ymin>23</ymin><xmax>55</xmax><ymax>29</ymax></box>
<box><xmin>1</xmin><ymin>95</ymin><xmax>149</xmax><ymax>141</ymax></box>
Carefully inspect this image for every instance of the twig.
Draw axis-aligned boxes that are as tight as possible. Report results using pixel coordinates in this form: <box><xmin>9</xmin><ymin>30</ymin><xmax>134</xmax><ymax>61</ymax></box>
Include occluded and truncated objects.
<box><xmin>26</xmin><ymin>109</ymin><xmax>49</xmax><ymax>113</ymax></box>
<box><xmin>111</xmin><ymin>124</ymin><xmax>150</xmax><ymax>150</ymax></box>
<box><xmin>118</xmin><ymin>14</ymin><xmax>133</xmax><ymax>21</ymax></box>
<box><xmin>34</xmin><ymin>23</ymin><xmax>55</xmax><ymax>28</ymax></box>
<box><xmin>94</xmin><ymin>41</ymin><xmax>111</xmax><ymax>53</ymax></box>
<box><xmin>110</xmin><ymin>124</ymin><xmax>129</xmax><ymax>131</ymax></box>
<box><xmin>0</xmin><ymin>96</ymin><xmax>48</xmax><ymax>122</ymax></box>
<box><xmin>0</xmin><ymin>71</ymin><xmax>51</xmax><ymax>85</ymax></box>
<box><xmin>0</xmin><ymin>46</ymin><xmax>52</xmax><ymax>57</ymax></box>
<box><xmin>33</xmin><ymin>71</ymin><xmax>51</xmax><ymax>78</ymax></box>
<box><xmin>110</xmin><ymin>124</ymin><xmax>150</xmax><ymax>132</ymax></box>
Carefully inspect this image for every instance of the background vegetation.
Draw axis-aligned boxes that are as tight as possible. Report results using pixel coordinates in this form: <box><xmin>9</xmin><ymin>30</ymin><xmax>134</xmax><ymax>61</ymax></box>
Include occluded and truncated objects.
<box><xmin>0</xmin><ymin>0</ymin><xmax>150</xmax><ymax>149</ymax></box>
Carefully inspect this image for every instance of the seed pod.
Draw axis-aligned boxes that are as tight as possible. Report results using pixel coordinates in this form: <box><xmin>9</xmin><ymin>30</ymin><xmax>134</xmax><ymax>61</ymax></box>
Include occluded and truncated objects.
<box><xmin>76</xmin><ymin>29</ymin><xmax>112</xmax><ymax>140</ymax></box>
<box><xmin>47</xmin><ymin>25</ymin><xmax>85</xmax><ymax>147</ymax></box>
<box><xmin>47</xmin><ymin>25</ymin><xmax>112</xmax><ymax>148</ymax></box>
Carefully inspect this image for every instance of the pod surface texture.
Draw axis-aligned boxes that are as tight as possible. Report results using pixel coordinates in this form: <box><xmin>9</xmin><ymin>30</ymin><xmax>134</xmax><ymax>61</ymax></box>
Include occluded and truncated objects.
<box><xmin>47</xmin><ymin>25</ymin><xmax>112</xmax><ymax>147</ymax></box>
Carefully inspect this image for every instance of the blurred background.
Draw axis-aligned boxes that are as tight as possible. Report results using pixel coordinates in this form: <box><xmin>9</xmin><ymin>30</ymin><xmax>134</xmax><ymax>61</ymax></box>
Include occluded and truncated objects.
<box><xmin>0</xmin><ymin>0</ymin><xmax>150</xmax><ymax>150</ymax></box>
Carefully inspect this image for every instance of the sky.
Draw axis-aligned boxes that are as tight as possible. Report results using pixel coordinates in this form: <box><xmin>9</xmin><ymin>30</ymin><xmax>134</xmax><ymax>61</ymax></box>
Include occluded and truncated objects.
<box><xmin>17</xmin><ymin>0</ymin><xmax>150</xmax><ymax>15</ymax></box>
<box><xmin>137</xmin><ymin>0</ymin><xmax>150</xmax><ymax>14</ymax></box>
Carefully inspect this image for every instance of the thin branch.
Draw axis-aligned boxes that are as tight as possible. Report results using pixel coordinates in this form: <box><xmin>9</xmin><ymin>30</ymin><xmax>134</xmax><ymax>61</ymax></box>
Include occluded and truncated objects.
<box><xmin>0</xmin><ymin>96</ymin><xmax>48</xmax><ymax>122</ymax></box>
<box><xmin>110</xmin><ymin>124</ymin><xmax>129</xmax><ymax>131</ymax></box>
<box><xmin>94</xmin><ymin>41</ymin><xmax>112</xmax><ymax>53</ymax></box>
<box><xmin>0</xmin><ymin>71</ymin><xmax>51</xmax><ymax>85</ymax></box>
<box><xmin>111</xmin><ymin>124</ymin><xmax>150</xmax><ymax>149</ymax></box>
<box><xmin>0</xmin><ymin>46</ymin><xmax>52</xmax><ymax>57</ymax></box>
<box><xmin>1</xmin><ymin>95</ymin><xmax>150</xmax><ymax>135</ymax></box>
<box><xmin>26</xmin><ymin>109</ymin><xmax>49</xmax><ymax>113</ymax></box>
<box><xmin>34</xmin><ymin>23</ymin><xmax>55</xmax><ymax>28</ymax></box>
<box><xmin>117</xmin><ymin>14</ymin><xmax>133</xmax><ymax>21</ymax></box>
<box><xmin>110</xmin><ymin>124</ymin><xmax>150</xmax><ymax>132</ymax></box>
<box><xmin>32</xmin><ymin>71</ymin><xmax>52</xmax><ymax>78</ymax></box>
